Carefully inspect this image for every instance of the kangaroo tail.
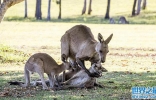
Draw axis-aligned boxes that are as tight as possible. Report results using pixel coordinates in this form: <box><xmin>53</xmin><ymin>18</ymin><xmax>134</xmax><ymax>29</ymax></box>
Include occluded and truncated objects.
<box><xmin>8</xmin><ymin>81</ymin><xmax>24</xmax><ymax>86</ymax></box>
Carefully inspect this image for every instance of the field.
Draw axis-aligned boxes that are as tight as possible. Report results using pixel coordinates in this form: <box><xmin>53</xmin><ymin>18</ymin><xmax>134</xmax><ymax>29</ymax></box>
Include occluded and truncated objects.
<box><xmin>3</xmin><ymin>0</ymin><xmax>156</xmax><ymax>24</ymax></box>
<box><xmin>0</xmin><ymin>0</ymin><xmax>156</xmax><ymax>99</ymax></box>
<box><xmin>0</xmin><ymin>22</ymin><xmax>156</xmax><ymax>100</ymax></box>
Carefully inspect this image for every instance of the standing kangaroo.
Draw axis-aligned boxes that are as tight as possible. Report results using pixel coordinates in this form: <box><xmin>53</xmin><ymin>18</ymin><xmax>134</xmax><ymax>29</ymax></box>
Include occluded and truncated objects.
<box><xmin>61</xmin><ymin>25</ymin><xmax>113</xmax><ymax>77</ymax></box>
<box><xmin>118</xmin><ymin>16</ymin><xmax>129</xmax><ymax>24</ymax></box>
<box><xmin>24</xmin><ymin>53</ymin><xmax>72</xmax><ymax>90</ymax></box>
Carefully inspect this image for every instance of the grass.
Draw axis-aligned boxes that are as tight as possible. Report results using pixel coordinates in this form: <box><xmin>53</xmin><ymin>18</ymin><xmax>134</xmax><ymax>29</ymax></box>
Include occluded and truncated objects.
<box><xmin>0</xmin><ymin>44</ymin><xmax>29</xmax><ymax>64</ymax></box>
<box><xmin>0</xmin><ymin>22</ymin><xmax>156</xmax><ymax>99</ymax></box>
<box><xmin>2</xmin><ymin>0</ymin><xmax>156</xmax><ymax>24</ymax></box>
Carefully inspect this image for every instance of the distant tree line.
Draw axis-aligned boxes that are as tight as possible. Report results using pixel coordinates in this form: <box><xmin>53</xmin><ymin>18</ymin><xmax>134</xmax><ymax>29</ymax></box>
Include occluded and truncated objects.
<box><xmin>0</xmin><ymin>0</ymin><xmax>147</xmax><ymax>23</ymax></box>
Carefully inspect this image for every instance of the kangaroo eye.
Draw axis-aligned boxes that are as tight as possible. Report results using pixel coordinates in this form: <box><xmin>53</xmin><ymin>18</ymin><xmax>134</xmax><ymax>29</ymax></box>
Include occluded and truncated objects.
<box><xmin>100</xmin><ymin>50</ymin><xmax>102</xmax><ymax>53</ymax></box>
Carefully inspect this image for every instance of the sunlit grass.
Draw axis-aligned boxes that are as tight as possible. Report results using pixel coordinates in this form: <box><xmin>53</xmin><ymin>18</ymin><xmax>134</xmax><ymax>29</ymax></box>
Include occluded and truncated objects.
<box><xmin>2</xmin><ymin>0</ymin><xmax>156</xmax><ymax>24</ymax></box>
<box><xmin>0</xmin><ymin>44</ymin><xmax>29</xmax><ymax>64</ymax></box>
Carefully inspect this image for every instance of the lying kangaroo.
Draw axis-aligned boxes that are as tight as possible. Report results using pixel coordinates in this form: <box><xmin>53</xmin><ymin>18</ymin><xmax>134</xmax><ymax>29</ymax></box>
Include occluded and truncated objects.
<box><xmin>10</xmin><ymin>63</ymin><xmax>107</xmax><ymax>89</ymax></box>
<box><xmin>61</xmin><ymin>25</ymin><xmax>113</xmax><ymax>77</ymax></box>
<box><xmin>24</xmin><ymin>53</ymin><xmax>72</xmax><ymax>90</ymax></box>
<box><xmin>61</xmin><ymin>63</ymin><xmax>107</xmax><ymax>89</ymax></box>
<box><xmin>118</xmin><ymin>16</ymin><xmax>129</xmax><ymax>24</ymax></box>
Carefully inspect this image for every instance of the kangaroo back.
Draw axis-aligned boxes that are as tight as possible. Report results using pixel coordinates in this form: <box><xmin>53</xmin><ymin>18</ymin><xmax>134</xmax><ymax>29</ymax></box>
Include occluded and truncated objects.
<box><xmin>61</xmin><ymin>25</ymin><xmax>96</xmax><ymax>57</ymax></box>
<box><xmin>118</xmin><ymin>16</ymin><xmax>129</xmax><ymax>24</ymax></box>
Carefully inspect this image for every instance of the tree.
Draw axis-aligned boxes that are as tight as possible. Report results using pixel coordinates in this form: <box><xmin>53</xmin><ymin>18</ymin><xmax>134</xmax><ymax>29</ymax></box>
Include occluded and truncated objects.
<box><xmin>0</xmin><ymin>0</ymin><xmax>1</xmax><ymax>5</ymax></box>
<box><xmin>35</xmin><ymin>0</ymin><xmax>42</xmax><ymax>20</ymax></box>
<box><xmin>132</xmin><ymin>0</ymin><xmax>137</xmax><ymax>16</ymax></box>
<box><xmin>0</xmin><ymin>0</ymin><xmax>24</xmax><ymax>23</ymax></box>
<box><xmin>82</xmin><ymin>0</ymin><xmax>86</xmax><ymax>15</ymax></box>
<box><xmin>136</xmin><ymin>0</ymin><xmax>142</xmax><ymax>15</ymax></box>
<box><xmin>142</xmin><ymin>0</ymin><xmax>146</xmax><ymax>10</ymax></box>
<box><xmin>88</xmin><ymin>0</ymin><xmax>92</xmax><ymax>15</ymax></box>
<box><xmin>58</xmin><ymin>0</ymin><xmax>61</xmax><ymax>19</ymax></box>
<box><xmin>24</xmin><ymin>0</ymin><xmax>27</xmax><ymax>18</ymax></box>
<box><xmin>105</xmin><ymin>0</ymin><xmax>111</xmax><ymax>19</ymax></box>
<box><xmin>47</xmin><ymin>0</ymin><xmax>51</xmax><ymax>21</ymax></box>
<box><xmin>82</xmin><ymin>0</ymin><xmax>92</xmax><ymax>15</ymax></box>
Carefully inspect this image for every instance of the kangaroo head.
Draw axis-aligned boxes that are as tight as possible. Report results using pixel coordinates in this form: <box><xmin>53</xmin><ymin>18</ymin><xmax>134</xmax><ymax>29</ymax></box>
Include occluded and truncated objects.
<box><xmin>95</xmin><ymin>33</ymin><xmax>113</xmax><ymax>63</ymax></box>
<box><xmin>89</xmin><ymin>63</ymin><xmax>102</xmax><ymax>77</ymax></box>
<box><xmin>61</xmin><ymin>54</ymin><xmax>73</xmax><ymax>70</ymax></box>
<box><xmin>89</xmin><ymin>63</ymin><xmax>107</xmax><ymax>77</ymax></box>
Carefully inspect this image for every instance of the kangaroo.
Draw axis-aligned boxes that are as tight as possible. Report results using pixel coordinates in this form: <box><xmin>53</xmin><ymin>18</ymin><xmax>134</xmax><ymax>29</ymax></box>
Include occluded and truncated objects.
<box><xmin>61</xmin><ymin>25</ymin><xmax>113</xmax><ymax>77</ymax></box>
<box><xmin>109</xmin><ymin>18</ymin><xmax>115</xmax><ymax>24</ymax></box>
<box><xmin>118</xmin><ymin>16</ymin><xmax>129</xmax><ymax>24</ymax></box>
<box><xmin>23</xmin><ymin>53</ymin><xmax>72</xmax><ymax>90</ymax></box>
<box><xmin>10</xmin><ymin>63</ymin><xmax>107</xmax><ymax>89</ymax></box>
<box><xmin>61</xmin><ymin>63</ymin><xmax>107</xmax><ymax>89</ymax></box>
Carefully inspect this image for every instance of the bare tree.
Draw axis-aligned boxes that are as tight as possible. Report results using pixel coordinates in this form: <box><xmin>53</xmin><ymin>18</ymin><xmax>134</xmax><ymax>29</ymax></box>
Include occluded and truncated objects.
<box><xmin>136</xmin><ymin>0</ymin><xmax>142</xmax><ymax>15</ymax></box>
<box><xmin>132</xmin><ymin>0</ymin><xmax>137</xmax><ymax>16</ymax></box>
<box><xmin>35</xmin><ymin>0</ymin><xmax>42</xmax><ymax>20</ymax></box>
<box><xmin>58</xmin><ymin>0</ymin><xmax>61</xmax><ymax>19</ymax></box>
<box><xmin>0</xmin><ymin>0</ymin><xmax>24</xmax><ymax>23</ymax></box>
<box><xmin>88</xmin><ymin>0</ymin><xmax>92</xmax><ymax>14</ymax></box>
<box><xmin>142</xmin><ymin>0</ymin><xmax>146</xmax><ymax>10</ymax></box>
<box><xmin>82</xmin><ymin>0</ymin><xmax>86</xmax><ymax>15</ymax></box>
<box><xmin>24</xmin><ymin>0</ymin><xmax>27</xmax><ymax>18</ymax></box>
<box><xmin>105</xmin><ymin>0</ymin><xmax>111</xmax><ymax>19</ymax></box>
<box><xmin>47</xmin><ymin>0</ymin><xmax>51</xmax><ymax>21</ymax></box>
<box><xmin>82</xmin><ymin>0</ymin><xmax>92</xmax><ymax>15</ymax></box>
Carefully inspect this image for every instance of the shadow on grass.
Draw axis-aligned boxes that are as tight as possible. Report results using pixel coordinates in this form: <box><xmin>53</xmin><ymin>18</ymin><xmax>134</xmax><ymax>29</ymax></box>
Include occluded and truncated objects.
<box><xmin>3</xmin><ymin>11</ymin><xmax>156</xmax><ymax>25</ymax></box>
<box><xmin>0</xmin><ymin>71</ymin><xmax>156</xmax><ymax>99</ymax></box>
<box><xmin>3</xmin><ymin>15</ymin><xmax>109</xmax><ymax>24</ymax></box>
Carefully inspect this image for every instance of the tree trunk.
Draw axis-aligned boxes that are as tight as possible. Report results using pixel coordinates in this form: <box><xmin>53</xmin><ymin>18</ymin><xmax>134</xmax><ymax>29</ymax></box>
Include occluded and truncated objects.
<box><xmin>82</xmin><ymin>0</ymin><xmax>86</xmax><ymax>15</ymax></box>
<box><xmin>132</xmin><ymin>0</ymin><xmax>137</xmax><ymax>16</ymax></box>
<box><xmin>24</xmin><ymin>0</ymin><xmax>27</xmax><ymax>18</ymax></box>
<box><xmin>0</xmin><ymin>0</ymin><xmax>24</xmax><ymax>23</ymax></box>
<box><xmin>142</xmin><ymin>0</ymin><xmax>146</xmax><ymax>10</ymax></box>
<box><xmin>136</xmin><ymin>0</ymin><xmax>142</xmax><ymax>15</ymax></box>
<box><xmin>88</xmin><ymin>0</ymin><xmax>92</xmax><ymax>15</ymax></box>
<box><xmin>0</xmin><ymin>0</ymin><xmax>1</xmax><ymax>5</ymax></box>
<box><xmin>35</xmin><ymin>0</ymin><xmax>42</xmax><ymax>20</ymax></box>
<box><xmin>105</xmin><ymin>0</ymin><xmax>111</xmax><ymax>19</ymax></box>
<box><xmin>58</xmin><ymin>0</ymin><xmax>61</xmax><ymax>19</ymax></box>
<box><xmin>47</xmin><ymin>0</ymin><xmax>51</xmax><ymax>21</ymax></box>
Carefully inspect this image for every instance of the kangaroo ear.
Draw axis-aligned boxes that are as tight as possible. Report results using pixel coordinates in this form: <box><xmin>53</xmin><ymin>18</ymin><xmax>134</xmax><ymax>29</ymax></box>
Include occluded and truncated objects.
<box><xmin>105</xmin><ymin>33</ymin><xmax>113</xmax><ymax>44</ymax></box>
<box><xmin>98</xmin><ymin>33</ymin><xmax>104</xmax><ymax>43</ymax></box>
<box><xmin>61</xmin><ymin>54</ymin><xmax>67</xmax><ymax>62</ymax></box>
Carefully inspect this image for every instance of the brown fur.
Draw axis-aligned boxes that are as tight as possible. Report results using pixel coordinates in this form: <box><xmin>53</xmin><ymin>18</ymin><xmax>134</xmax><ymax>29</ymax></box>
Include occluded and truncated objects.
<box><xmin>20</xmin><ymin>63</ymin><xmax>107</xmax><ymax>89</ymax></box>
<box><xmin>61</xmin><ymin>25</ymin><xmax>113</xmax><ymax>77</ymax></box>
<box><xmin>24</xmin><ymin>53</ymin><xmax>72</xmax><ymax>90</ymax></box>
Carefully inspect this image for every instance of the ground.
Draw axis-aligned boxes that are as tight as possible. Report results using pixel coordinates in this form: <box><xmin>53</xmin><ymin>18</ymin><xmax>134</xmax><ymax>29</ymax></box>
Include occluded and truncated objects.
<box><xmin>0</xmin><ymin>22</ymin><xmax>156</xmax><ymax>99</ymax></box>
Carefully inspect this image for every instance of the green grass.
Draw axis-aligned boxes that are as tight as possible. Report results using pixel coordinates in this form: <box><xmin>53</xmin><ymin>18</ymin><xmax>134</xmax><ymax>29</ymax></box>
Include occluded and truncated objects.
<box><xmin>0</xmin><ymin>71</ymin><xmax>156</xmax><ymax>100</ymax></box>
<box><xmin>0</xmin><ymin>44</ymin><xmax>29</xmax><ymax>64</ymax></box>
<box><xmin>2</xmin><ymin>0</ymin><xmax>156</xmax><ymax>24</ymax></box>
